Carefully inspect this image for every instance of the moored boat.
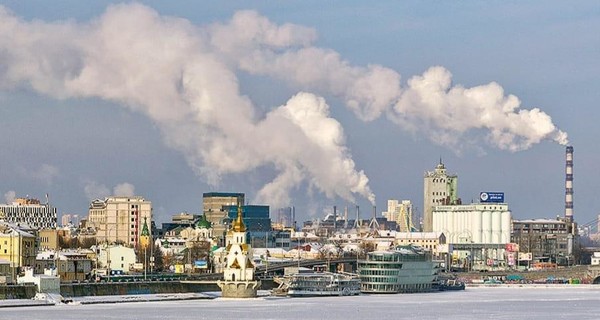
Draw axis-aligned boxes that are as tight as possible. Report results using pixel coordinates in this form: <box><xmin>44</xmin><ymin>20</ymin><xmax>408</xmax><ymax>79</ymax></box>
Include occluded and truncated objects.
<box><xmin>439</xmin><ymin>279</ymin><xmax>465</xmax><ymax>291</ymax></box>
<box><xmin>358</xmin><ymin>245</ymin><xmax>438</xmax><ymax>293</ymax></box>
<box><xmin>286</xmin><ymin>271</ymin><xmax>361</xmax><ymax>297</ymax></box>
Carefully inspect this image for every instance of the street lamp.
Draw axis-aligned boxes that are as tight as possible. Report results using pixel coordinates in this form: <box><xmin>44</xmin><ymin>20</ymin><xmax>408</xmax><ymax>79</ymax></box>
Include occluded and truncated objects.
<box><xmin>106</xmin><ymin>227</ymin><xmax>114</xmax><ymax>282</ymax></box>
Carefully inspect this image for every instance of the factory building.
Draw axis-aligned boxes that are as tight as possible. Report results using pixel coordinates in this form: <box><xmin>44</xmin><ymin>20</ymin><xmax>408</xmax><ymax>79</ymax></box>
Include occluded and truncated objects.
<box><xmin>432</xmin><ymin>199</ymin><xmax>512</xmax><ymax>271</ymax></box>
<box><xmin>511</xmin><ymin>219</ymin><xmax>574</xmax><ymax>266</ymax></box>
<box><xmin>423</xmin><ymin>160</ymin><xmax>459</xmax><ymax>232</ymax></box>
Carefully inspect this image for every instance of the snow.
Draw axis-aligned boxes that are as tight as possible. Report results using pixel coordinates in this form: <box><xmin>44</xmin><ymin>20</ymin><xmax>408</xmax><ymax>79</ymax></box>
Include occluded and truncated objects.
<box><xmin>1</xmin><ymin>286</ymin><xmax>599</xmax><ymax>319</ymax></box>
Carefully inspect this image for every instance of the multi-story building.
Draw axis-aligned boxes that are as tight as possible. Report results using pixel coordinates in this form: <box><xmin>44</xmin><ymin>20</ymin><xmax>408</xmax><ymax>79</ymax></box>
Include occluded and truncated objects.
<box><xmin>393</xmin><ymin>232</ymin><xmax>446</xmax><ymax>258</ymax></box>
<box><xmin>35</xmin><ymin>250</ymin><xmax>93</xmax><ymax>282</ymax></box>
<box><xmin>203</xmin><ymin>192</ymin><xmax>244</xmax><ymax>243</ymax></box>
<box><xmin>423</xmin><ymin>161</ymin><xmax>459</xmax><ymax>232</ymax></box>
<box><xmin>0</xmin><ymin>197</ymin><xmax>57</xmax><ymax>229</ymax></box>
<box><xmin>0</xmin><ymin>222</ymin><xmax>36</xmax><ymax>282</ymax></box>
<box><xmin>87</xmin><ymin>196</ymin><xmax>152</xmax><ymax>247</ymax></box>
<box><xmin>273</xmin><ymin>207</ymin><xmax>294</xmax><ymax>230</ymax></box>
<box><xmin>511</xmin><ymin>218</ymin><xmax>574</xmax><ymax>266</ymax></box>
<box><xmin>38</xmin><ymin>229</ymin><xmax>60</xmax><ymax>251</ymax></box>
<box><xmin>383</xmin><ymin>200</ymin><xmax>416</xmax><ymax>232</ymax></box>
<box><xmin>61</xmin><ymin>214</ymin><xmax>80</xmax><ymax>227</ymax></box>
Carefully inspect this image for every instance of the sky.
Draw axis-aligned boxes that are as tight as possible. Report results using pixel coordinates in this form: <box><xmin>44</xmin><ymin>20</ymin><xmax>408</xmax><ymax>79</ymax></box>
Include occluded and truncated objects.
<box><xmin>0</xmin><ymin>1</ymin><xmax>598</xmax><ymax>227</ymax></box>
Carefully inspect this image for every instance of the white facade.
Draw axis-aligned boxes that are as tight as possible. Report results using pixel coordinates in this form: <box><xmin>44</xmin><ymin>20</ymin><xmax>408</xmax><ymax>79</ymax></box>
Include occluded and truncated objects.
<box><xmin>88</xmin><ymin>196</ymin><xmax>152</xmax><ymax>247</ymax></box>
<box><xmin>432</xmin><ymin>203</ymin><xmax>511</xmax><ymax>245</ymax></box>
<box><xmin>222</xmin><ymin>229</ymin><xmax>255</xmax><ymax>282</ymax></box>
<box><xmin>592</xmin><ymin>252</ymin><xmax>600</xmax><ymax>266</ymax></box>
<box><xmin>17</xmin><ymin>267</ymin><xmax>60</xmax><ymax>294</ymax></box>
<box><xmin>96</xmin><ymin>244</ymin><xmax>136</xmax><ymax>273</ymax></box>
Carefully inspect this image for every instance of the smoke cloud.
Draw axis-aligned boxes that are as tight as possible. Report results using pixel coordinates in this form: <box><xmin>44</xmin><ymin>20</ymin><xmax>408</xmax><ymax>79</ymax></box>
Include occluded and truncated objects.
<box><xmin>84</xmin><ymin>181</ymin><xmax>137</xmax><ymax>200</ymax></box>
<box><xmin>83</xmin><ymin>181</ymin><xmax>110</xmax><ymax>201</ymax></box>
<box><xmin>4</xmin><ymin>190</ymin><xmax>16</xmax><ymax>204</ymax></box>
<box><xmin>0</xmin><ymin>4</ymin><xmax>567</xmax><ymax>208</ymax></box>
<box><xmin>113</xmin><ymin>183</ymin><xmax>136</xmax><ymax>197</ymax></box>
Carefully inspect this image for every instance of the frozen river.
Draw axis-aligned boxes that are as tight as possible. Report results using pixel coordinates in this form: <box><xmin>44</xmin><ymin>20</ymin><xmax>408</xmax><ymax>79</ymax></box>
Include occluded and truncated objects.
<box><xmin>2</xmin><ymin>286</ymin><xmax>599</xmax><ymax>320</ymax></box>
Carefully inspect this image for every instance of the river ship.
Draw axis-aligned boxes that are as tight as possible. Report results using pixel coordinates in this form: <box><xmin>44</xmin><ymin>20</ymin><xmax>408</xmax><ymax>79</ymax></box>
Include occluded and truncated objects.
<box><xmin>285</xmin><ymin>271</ymin><xmax>361</xmax><ymax>297</ymax></box>
<box><xmin>358</xmin><ymin>245</ymin><xmax>438</xmax><ymax>293</ymax></box>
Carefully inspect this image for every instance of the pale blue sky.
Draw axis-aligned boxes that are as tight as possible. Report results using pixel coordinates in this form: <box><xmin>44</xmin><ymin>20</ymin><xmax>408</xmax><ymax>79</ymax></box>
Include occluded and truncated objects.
<box><xmin>0</xmin><ymin>1</ymin><xmax>598</xmax><ymax>227</ymax></box>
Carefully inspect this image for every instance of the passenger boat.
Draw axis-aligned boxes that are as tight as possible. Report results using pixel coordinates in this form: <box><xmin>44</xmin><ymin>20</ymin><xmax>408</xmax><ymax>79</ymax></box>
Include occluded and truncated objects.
<box><xmin>286</xmin><ymin>271</ymin><xmax>361</xmax><ymax>297</ymax></box>
<box><xmin>439</xmin><ymin>279</ymin><xmax>465</xmax><ymax>291</ymax></box>
<box><xmin>358</xmin><ymin>245</ymin><xmax>438</xmax><ymax>293</ymax></box>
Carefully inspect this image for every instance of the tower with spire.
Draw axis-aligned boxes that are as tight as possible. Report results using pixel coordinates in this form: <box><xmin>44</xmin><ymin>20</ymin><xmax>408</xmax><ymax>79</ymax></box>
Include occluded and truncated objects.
<box><xmin>140</xmin><ymin>217</ymin><xmax>151</xmax><ymax>249</ymax></box>
<box><xmin>217</xmin><ymin>203</ymin><xmax>260</xmax><ymax>298</ymax></box>
<box><xmin>423</xmin><ymin>158</ymin><xmax>459</xmax><ymax>232</ymax></box>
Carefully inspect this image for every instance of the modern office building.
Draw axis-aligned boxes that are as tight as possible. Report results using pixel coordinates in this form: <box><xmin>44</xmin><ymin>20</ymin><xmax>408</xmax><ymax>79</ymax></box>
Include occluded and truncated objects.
<box><xmin>87</xmin><ymin>196</ymin><xmax>152</xmax><ymax>247</ymax></box>
<box><xmin>203</xmin><ymin>192</ymin><xmax>244</xmax><ymax>242</ymax></box>
<box><xmin>423</xmin><ymin>160</ymin><xmax>459</xmax><ymax>232</ymax></box>
<box><xmin>0</xmin><ymin>197</ymin><xmax>57</xmax><ymax>229</ymax></box>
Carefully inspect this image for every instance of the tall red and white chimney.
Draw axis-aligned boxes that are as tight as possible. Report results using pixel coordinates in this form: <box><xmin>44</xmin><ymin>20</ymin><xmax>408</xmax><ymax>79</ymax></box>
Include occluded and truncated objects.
<box><xmin>565</xmin><ymin>146</ymin><xmax>574</xmax><ymax>222</ymax></box>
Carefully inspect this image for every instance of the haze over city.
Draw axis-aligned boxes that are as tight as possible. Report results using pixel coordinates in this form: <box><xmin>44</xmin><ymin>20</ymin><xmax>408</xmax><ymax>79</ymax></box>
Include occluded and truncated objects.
<box><xmin>0</xmin><ymin>1</ymin><xmax>597</xmax><ymax>226</ymax></box>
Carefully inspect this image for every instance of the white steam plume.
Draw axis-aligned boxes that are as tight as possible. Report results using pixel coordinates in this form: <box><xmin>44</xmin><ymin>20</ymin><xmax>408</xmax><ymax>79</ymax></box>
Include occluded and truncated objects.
<box><xmin>113</xmin><ymin>183</ymin><xmax>135</xmax><ymax>197</ymax></box>
<box><xmin>210</xmin><ymin>10</ymin><xmax>568</xmax><ymax>149</ymax></box>
<box><xmin>4</xmin><ymin>190</ymin><xmax>16</xmax><ymax>204</ymax></box>
<box><xmin>0</xmin><ymin>4</ymin><xmax>567</xmax><ymax>208</ymax></box>
<box><xmin>83</xmin><ymin>181</ymin><xmax>110</xmax><ymax>201</ymax></box>
<box><xmin>0</xmin><ymin>4</ymin><xmax>374</xmax><ymax>208</ymax></box>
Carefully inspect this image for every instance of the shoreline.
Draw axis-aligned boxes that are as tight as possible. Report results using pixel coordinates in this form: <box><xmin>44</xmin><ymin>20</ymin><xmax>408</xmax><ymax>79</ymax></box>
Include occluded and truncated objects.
<box><xmin>2</xmin><ymin>285</ymin><xmax>599</xmax><ymax>309</ymax></box>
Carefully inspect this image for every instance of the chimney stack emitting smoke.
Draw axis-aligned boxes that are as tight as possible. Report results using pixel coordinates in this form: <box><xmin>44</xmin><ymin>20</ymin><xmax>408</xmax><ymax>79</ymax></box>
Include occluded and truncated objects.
<box><xmin>565</xmin><ymin>146</ymin><xmax>574</xmax><ymax>223</ymax></box>
<box><xmin>333</xmin><ymin>205</ymin><xmax>337</xmax><ymax>230</ymax></box>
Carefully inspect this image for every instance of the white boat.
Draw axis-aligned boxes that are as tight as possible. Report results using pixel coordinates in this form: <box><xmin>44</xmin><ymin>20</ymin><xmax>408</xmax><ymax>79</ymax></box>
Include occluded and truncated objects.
<box><xmin>286</xmin><ymin>271</ymin><xmax>361</xmax><ymax>297</ymax></box>
<box><xmin>358</xmin><ymin>245</ymin><xmax>438</xmax><ymax>293</ymax></box>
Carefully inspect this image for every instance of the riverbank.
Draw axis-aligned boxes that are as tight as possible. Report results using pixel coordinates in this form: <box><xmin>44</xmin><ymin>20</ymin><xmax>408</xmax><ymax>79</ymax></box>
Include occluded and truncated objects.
<box><xmin>0</xmin><ymin>292</ymin><xmax>217</xmax><ymax>308</ymax></box>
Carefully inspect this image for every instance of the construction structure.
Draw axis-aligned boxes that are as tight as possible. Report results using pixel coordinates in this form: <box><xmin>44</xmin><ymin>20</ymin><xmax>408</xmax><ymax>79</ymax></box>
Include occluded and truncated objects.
<box><xmin>383</xmin><ymin>200</ymin><xmax>416</xmax><ymax>232</ymax></box>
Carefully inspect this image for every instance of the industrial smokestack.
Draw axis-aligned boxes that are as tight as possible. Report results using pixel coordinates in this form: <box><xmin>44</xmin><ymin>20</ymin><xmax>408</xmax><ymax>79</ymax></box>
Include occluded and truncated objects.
<box><xmin>333</xmin><ymin>205</ymin><xmax>337</xmax><ymax>230</ymax></box>
<box><xmin>354</xmin><ymin>205</ymin><xmax>360</xmax><ymax>228</ymax></box>
<box><xmin>292</xmin><ymin>206</ymin><xmax>296</xmax><ymax>231</ymax></box>
<box><xmin>565</xmin><ymin>146</ymin><xmax>574</xmax><ymax>223</ymax></box>
<box><xmin>344</xmin><ymin>206</ymin><xmax>348</xmax><ymax>229</ymax></box>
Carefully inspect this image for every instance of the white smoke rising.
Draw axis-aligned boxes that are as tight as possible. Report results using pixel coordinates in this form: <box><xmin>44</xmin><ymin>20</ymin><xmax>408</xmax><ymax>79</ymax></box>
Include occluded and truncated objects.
<box><xmin>18</xmin><ymin>164</ymin><xmax>60</xmax><ymax>185</ymax></box>
<box><xmin>83</xmin><ymin>181</ymin><xmax>110</xmax><ymax>201</ymax></box>
<box><xmin>84</xmin><ymin>181</ymin><xmax>137</xmax><ymax>200</ymax></box>
<box><xmin>210</xmin><ymin>11</ymin><xmax>567</xmax><ymax>149</ymax></box>
<box><xmin>4</xmin><ymin>190</ymin><xmax>16</xmax><ymax>204</ymax></box>
<box><xmin>113</xmin><ymin>183</ymin><xmax>135</xmax><ymax>197</ymax></box>
<box><xmin>391</xmin><ymin>66</ymin><xmax>569</xmax><ymax>151</ymax></box>
<box><xmin>0</xmin><ymin>4</ymin><xmax>568</xmax><ymax>208</ymax></box>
